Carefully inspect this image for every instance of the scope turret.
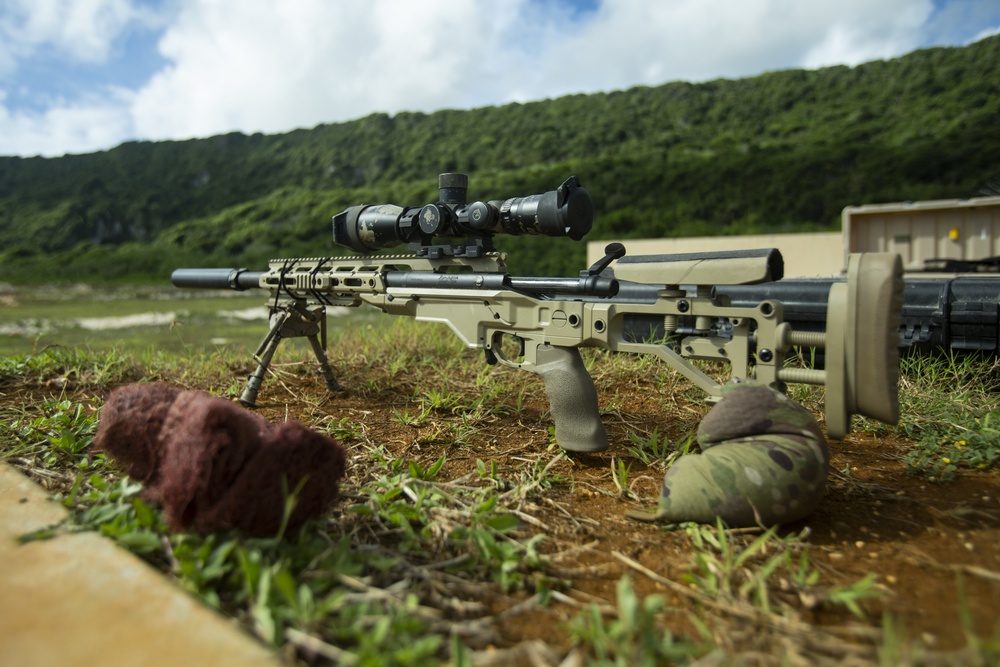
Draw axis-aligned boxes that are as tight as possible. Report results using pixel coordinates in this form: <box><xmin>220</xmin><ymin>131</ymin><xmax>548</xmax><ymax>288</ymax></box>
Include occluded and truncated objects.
<box><xmin>332</xmin><ymin>173</ymin><xmax>594</xmax><ymax>255</ymax></box>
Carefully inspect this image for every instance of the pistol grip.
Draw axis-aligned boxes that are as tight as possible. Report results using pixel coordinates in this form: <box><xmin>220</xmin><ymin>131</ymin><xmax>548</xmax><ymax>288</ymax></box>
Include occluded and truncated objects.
<box><xmin>532</xmin><ymin>344</ymin><xmax>609</xmax><ymax>453</ymax></box>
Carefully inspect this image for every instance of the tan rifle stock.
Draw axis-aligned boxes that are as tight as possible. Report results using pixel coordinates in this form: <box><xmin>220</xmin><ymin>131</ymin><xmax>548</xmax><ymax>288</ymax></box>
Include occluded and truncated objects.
<box><xmin>173</xmin><ymin>247</ymin><xmax>903</xmax><ymax>450</ymax></box>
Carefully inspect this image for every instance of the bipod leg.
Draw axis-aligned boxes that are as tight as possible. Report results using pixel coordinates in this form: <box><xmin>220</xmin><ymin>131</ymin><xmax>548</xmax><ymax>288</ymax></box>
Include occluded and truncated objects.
<box><xmin>239</xmin><ymin>311</ymin><xmax>289</xmax><ymax>407</ymax></box>
<box><xmin>295</xmin><ymin>302</ymin><xmax>342</xmax><ymax>393</ymax></box>
<box><xmin>307</xmin><ymin>333</ymin><xmax>343</xmax><ymax>392</ymax></box>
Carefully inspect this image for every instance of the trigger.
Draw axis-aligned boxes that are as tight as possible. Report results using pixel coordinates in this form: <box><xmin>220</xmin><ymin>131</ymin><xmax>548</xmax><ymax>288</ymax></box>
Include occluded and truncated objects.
<box><xmin>484</xmin><ymin>348</ymin><xmax>498</xmax><ymax>366</ymax></box>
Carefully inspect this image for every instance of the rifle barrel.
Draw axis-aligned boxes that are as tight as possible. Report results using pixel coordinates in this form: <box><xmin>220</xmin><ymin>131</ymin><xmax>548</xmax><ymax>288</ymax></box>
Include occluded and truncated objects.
<box><xmin>382</xmin><ymin>271</ymin><xmax>620</xmax><ymax>297</ymax></box>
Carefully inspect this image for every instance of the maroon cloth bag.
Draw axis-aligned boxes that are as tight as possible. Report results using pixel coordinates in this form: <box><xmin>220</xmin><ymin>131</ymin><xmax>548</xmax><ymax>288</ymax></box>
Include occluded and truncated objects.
<box><xmin>94</xmin><ymin>383</ymin><xmax>347</xmax><ymax>535</ymax></box>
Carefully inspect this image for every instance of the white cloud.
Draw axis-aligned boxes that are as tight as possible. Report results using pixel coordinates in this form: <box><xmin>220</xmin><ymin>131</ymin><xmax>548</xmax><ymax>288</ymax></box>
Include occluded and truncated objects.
<box><xmin>526</xmin><ymin>0</ymin><xmax>936</xmax><ymax>95</ymax></box>
<box><xmin>0</xmin><ymin>89</ymin><xmax>135</xmax><ymax>157</ymax></box>
<box><xmin>131</xmin><ymin>0</ymin><xmax>539</xmax><ymax>140</ymax></box>
<box><xmin>129</xmin><ymin>0</ymin><xmax>950</xmax><ymax>145</ymax></box>
<box><xmin>2</xmin><ymin>0</ymin><xmax>994</xmax><ymax>157</ymax></box>
<box><xmin>0</xmin><ymin>0</ymin><xmax>138</xmax><ymax>73</ymax></box>
<box><xmin>971</xmin><ymin>24</ymin><xmax>1000</xmax><ymax>42</ymax></box>
<box><xmin>801</xmin><ymin>0</ymin><xmax>933</xmax><ymax>68</ymax></box>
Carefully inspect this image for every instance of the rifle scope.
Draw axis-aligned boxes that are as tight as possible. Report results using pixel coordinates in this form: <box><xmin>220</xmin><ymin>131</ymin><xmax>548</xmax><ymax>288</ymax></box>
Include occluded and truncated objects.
<box><xmin>332</xmin><ymin>173</ymin><xmax>594</xmax><ymax>254</ymax></box>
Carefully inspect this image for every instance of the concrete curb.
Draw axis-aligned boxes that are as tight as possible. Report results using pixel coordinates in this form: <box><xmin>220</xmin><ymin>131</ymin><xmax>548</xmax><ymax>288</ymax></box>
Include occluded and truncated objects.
<box><xmin>0</xmin><ymin>462</ymin><xmax>282</xmax><ymax>667</ymax></box>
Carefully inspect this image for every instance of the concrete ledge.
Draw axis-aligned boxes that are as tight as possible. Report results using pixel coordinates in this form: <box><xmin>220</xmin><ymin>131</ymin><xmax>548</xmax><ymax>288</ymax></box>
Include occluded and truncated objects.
<box><xmin>0</xmin><ymin>463</ymin><xmax>281</xmax><ymax>667</ymax></box>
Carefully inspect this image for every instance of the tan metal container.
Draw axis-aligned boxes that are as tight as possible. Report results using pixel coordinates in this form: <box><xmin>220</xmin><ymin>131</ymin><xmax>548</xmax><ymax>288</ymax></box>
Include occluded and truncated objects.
<box><xmin>842</xmin><ymin>196</ymin><xmax>1000</xmax><ymax>272</ymax></box>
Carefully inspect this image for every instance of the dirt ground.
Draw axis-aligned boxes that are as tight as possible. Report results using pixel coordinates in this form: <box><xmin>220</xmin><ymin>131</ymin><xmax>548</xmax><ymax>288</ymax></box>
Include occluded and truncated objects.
<box><xmin>4</xmin><ymin>358</ymin><xmax>999</xmax><ymax>664</ymax></box>
<box><xmin>252</xmin><ymin>369</ymin><xmax>1000</xmax><ymax>661</ymax></box>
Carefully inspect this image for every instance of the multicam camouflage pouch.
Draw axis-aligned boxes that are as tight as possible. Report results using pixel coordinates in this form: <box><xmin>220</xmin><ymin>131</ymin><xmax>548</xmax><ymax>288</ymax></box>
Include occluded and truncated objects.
<box><xmin>627</xmin><ymin>383</ymin><xmax>828</xmax><ymax>527</ymax></box>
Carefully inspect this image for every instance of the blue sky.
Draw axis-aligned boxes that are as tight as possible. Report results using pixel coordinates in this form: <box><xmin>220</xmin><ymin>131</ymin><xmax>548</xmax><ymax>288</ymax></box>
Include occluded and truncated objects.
<box><xmin>1</xmin><ymin>0</ymin><xmax>998</xmax><ymax>158</ymax></box>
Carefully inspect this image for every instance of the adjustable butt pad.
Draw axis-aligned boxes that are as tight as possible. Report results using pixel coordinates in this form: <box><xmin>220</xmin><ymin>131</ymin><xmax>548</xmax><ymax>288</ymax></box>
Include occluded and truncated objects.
<box><xmin>825</xmin><ymin>253</ymin><xmax>904</xmax><ymax>439</ymax></box>
<box><xmin>850</xmin><ymin>253</ymin><xmax>904</xmax><ymax>424</ymax></box>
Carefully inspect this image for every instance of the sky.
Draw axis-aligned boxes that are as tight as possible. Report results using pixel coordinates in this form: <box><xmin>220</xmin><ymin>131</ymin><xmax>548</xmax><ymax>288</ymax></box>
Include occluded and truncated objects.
<box><xmin>1</xmin><ymin>0</ymin><xmax>998</xmax><ymax>159</ymax></box>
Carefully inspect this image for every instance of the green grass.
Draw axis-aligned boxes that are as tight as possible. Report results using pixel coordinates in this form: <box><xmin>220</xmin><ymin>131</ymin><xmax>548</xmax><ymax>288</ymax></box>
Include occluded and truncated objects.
<box><xmin>2</xmin><ymin>327</ymin><xmax>999</xmax><ymax>664</ymax></box>
<box><xmin>895</xmin><ymin>352</ymin><xmax>1000</xmax><ymax>480</ymax></box>
<box><xmin>3</xmin><ymin>383</ymin><xmax>544</xmax><ymax>665</ymax></box>
<box><xmin>567</xmin><ymin>576</ymin><xmax>707</xmax><ymax>665</ymax></box>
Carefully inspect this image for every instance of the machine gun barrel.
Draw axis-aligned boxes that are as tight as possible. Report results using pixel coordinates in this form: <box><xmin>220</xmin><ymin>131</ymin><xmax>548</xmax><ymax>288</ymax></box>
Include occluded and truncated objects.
<box><xmin>608</xmin><ymin>275</ymin><xmax>999</xmax><ymax>354</ymax></box>
<box><xmin>715</xmin><ymin>276</ymin><xmax>999</xmax><ymax>353</ymax></box>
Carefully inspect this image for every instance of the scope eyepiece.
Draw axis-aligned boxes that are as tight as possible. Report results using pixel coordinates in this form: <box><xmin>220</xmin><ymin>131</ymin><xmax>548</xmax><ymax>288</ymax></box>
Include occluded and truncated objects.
<box><xmin>331</xmin><ymin>173</ymin><xmax>594</xmax><ymax>254</ymax></box>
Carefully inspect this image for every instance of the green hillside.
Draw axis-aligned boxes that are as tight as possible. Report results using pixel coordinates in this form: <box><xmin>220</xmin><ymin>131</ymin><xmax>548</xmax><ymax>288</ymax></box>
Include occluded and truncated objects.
<box><xmin>1</xmin><ymin>35</ymin><xmax>998</xmax><ymax>283</ymax></box>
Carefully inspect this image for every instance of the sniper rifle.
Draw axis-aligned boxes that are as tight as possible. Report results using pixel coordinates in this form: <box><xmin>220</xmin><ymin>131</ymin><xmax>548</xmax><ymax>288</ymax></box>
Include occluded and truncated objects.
<box><xmin>172</xmin><ymin>173</ymin><xmax>905</xmax><ymax>450</ymax></box>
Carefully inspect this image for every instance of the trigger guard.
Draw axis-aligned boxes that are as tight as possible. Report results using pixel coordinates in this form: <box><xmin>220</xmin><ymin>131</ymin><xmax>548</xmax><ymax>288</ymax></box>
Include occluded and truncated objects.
<box><xmin>488</xmin><ymin>332</ymin><xmax>527</xmax><ymax>368</ymax></box>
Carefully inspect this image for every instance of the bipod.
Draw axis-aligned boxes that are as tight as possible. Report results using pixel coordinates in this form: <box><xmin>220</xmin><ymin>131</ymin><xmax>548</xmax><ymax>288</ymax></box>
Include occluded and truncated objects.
<box><xmin>239</xmin><ymin>300</ymin><xmax>342</xmax><ymax>407</ymax></box>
